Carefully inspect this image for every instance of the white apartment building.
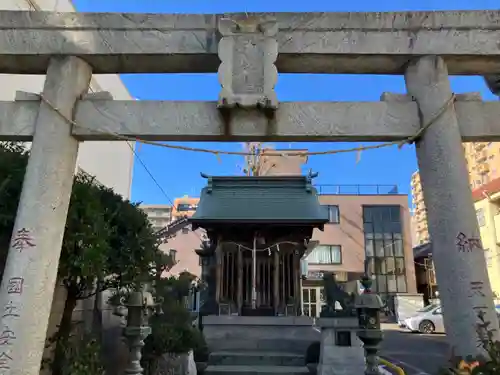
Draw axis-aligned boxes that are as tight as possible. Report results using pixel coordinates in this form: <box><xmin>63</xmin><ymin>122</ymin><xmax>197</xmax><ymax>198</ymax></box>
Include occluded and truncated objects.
<box><xmin>140</xmin><ymin>204</ymin><xmax>173</xmax><ymax>231</ymax></box>
<box><xmin>1</xmin><ymin>0</ymin><xmax>135</xmax><ymax>199</ymax></box>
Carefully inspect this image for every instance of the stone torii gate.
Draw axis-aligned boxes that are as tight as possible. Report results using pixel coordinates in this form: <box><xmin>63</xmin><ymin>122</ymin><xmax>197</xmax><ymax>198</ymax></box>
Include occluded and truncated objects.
<box><xmin>1</xmin><ymin>9</ymin><xmax>500</xmax><ymax>374</ymax></box>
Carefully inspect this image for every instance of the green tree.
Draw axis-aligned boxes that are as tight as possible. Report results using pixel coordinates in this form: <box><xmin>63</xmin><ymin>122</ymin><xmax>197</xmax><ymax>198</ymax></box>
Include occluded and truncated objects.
<box><xmin>142</xmin><ymin>271</ymin><xmax>205</xmax><ymax>374</ymax></box>
<box><xmin>0</xmin><ymin>142</ymin><xmax>30</xmax><ymax>268</ymax></box>
<box><xmin>0</xmin><ymin>143</ymin><xmax>160</xmax><ymax>375</ymax></box>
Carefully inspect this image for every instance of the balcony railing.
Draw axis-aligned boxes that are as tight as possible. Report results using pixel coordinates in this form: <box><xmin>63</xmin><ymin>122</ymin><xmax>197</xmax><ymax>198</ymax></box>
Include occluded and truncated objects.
<box><xmin>315</xmin><ymin>184</ymin><xmax>398</xmax><ymax>195</ymax></box>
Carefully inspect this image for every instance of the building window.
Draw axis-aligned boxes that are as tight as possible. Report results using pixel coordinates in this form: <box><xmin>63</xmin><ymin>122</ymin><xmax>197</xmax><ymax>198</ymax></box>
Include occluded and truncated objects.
<box><xmin>177</xmin><ymin>203</ymin><xmax>198</xmax><ymax>212</ymax></box>
<box><xmin>306</xmin><ymin>245</ymin><xmax>342</xmax><ymax>264</ymax></box>
<box><xmin>326</xmin><ymin>205</ymin><xmax>340</xmax><ymax>223</ymax></box>
<box><xmin>363</xmin><ymin>206</ymin><xmax>407</xmax><ymax>294</ymax></box>
<box><xmin>476</xmin><ymin>208</ymin><xmax>486</xmax><ymax>227</ymax></box>
<box><xmin>169</xmin><ymin>249</ymin><xmax>177</xmax><ymax>263</ymax></box>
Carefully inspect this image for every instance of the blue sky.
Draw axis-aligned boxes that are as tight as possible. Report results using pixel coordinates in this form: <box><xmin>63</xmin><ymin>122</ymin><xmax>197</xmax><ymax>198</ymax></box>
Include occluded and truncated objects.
<box><xmin>74</xmin><ymin>0</ymin><xmax>499</xmax><ymax>205</ymax></box>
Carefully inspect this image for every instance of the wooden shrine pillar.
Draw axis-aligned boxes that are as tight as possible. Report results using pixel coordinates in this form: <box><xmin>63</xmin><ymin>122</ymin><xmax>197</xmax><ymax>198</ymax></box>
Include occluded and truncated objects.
<box><xmin>215</xmin><ymin>244</ymin><xmax>222</xmax><ymax>309</ymax></box>
<box><xmin>294</xmin><ymin>252</ymin><xmax>301</xmax><ymax>313</ymax></box>
<box><xmin>237</xmin><ymin>247</ymin><xmax>243</xmax><ymax>314</ymax></box>
<box><xmin>273</xmin><ymin>250</ymin><xmax>279</xmax><ymax>313</ymax></box>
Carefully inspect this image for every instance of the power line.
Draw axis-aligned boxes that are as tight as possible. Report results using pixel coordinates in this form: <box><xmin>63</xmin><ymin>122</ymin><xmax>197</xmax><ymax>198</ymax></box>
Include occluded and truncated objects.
<box><xmin>126</xmin><ymin>142</ymin><xmax>174</xmax><ymax>207</ymax></box>
<box><xmin>125</xmin><ymin>141</ymin><xmax>206</xmax><ymax>245</ymax></box>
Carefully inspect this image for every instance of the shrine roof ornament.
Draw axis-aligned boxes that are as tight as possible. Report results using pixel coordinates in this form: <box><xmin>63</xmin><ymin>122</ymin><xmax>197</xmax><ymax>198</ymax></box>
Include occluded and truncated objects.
<box><xmin>190</xmin><ymin>173</ymin><xmax>328</xmax><ymax>229</ymax></box>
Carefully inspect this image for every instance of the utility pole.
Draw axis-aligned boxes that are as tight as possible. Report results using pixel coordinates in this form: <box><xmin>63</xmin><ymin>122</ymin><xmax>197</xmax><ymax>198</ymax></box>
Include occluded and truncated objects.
<box><xmin>242</xmin><ymin>142</ymin><xmax>277</xmax><ymax>176</ymax></box>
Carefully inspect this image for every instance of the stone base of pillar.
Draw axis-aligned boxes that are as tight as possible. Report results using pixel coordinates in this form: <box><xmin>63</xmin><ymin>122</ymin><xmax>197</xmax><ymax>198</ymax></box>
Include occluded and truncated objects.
<box><xmin>317</xmin><ymin>318</ymin><xmax>365</xmax><ymax>375</ymax></box>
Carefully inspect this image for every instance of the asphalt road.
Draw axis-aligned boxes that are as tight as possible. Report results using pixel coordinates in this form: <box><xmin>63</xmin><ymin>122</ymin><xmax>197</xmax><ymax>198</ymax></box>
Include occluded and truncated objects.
<box><xmin>380</xmin><ymin>326</ymin><xmax>449</xmax><ymax>375</ymax></box>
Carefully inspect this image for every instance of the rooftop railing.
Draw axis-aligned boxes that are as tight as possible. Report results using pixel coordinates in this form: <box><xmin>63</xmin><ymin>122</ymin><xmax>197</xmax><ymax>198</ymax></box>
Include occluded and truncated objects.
<box><xmin>315</xmin><ymin>184</ymin><xmax>399</xmax><ymax>195</ymax></box>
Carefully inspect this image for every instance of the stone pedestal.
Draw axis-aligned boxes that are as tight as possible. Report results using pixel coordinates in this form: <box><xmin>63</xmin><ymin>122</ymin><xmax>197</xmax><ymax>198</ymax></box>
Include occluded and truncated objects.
<box><xmin>202</xmin><ymin>315</ymin><xmax>317</xmax><ymax>354</ymax></box>
<box><xmin>317</xmin><ymin>318</ymin><xmax>365</xmax><ymax>375</ymax></box>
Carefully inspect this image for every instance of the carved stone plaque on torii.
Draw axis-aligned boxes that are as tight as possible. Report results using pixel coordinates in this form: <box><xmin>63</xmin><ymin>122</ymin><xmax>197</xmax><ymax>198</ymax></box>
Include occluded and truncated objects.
<box><xmin>0</xmin><ymin>9</ymin><xmax>499</xmax><ymax>374</ymax></box>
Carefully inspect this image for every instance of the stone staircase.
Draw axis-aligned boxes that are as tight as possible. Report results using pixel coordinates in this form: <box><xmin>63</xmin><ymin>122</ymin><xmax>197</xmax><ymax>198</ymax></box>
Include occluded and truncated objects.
<box><xmin>204</xmin><ymin>350</ymin><xmax>310</xmax><ymax>375</ymax></box>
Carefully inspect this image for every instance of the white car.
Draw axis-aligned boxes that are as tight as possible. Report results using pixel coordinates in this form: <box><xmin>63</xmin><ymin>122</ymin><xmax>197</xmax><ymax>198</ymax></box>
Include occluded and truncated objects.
<box><xmin>403</xmin><ymin>304</ymin><xmax>444</xmax><ymax>334</ymax></box>
<box><xmin>404</xmin><ymin>304</ymin><xmax>500</xmax><ymax>334</ymax></box>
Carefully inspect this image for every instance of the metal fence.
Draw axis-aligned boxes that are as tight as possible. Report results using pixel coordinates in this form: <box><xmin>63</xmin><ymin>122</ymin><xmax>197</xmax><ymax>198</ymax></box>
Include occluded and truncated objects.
<box><xmin>314</xmin><ymin>184</ymin><xmax>399</xmax><ymax>195</ymax></box>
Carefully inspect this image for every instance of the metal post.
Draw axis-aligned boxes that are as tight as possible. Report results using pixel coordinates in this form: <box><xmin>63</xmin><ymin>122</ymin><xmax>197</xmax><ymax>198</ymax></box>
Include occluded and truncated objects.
<box><xmin>238</xmin><ymin>246</ymin><xmax>243</xmax><ymax>314</ymax></box>
<box><xmin>252</xmin><ymin>235</ymin><xmax>257</xmax><ymax>309</ymax></box>
<box><xmin>273</xmin><ymin>249</ymin><xmax>279</xmax><ymax>314</ymax></box>
<box><xmin>405</xmin><ymin>56</ymin><xmax>499</xmax><ymax>357</ymax></box>
<box><xmin>0</xmin><ymin>57</ymin><xmax>92</xmax><ymax>375</ymax></box>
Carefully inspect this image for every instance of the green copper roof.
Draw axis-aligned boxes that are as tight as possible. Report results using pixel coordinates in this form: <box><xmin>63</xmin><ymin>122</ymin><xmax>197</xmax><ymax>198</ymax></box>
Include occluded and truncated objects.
<box><xmin>190</xmin><ymin>174</ymin><xmax>329</xmax><ymax>228</ymax></box>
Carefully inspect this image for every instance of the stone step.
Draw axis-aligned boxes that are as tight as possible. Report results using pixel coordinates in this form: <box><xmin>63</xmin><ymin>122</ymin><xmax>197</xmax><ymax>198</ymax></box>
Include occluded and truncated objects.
<box><xmin>207</xmin><ymin>338</ymin><xmax>311</xmax><ymax>354</ymax></box>
<box><xmin>209</xmin><ymin>351</ymin><xmax>305</xmax><ymax>367</ymax></box>
<box><xmin>205</xmin><ymin>365</ymin><xmax>310</xmax><ymax>375</ymax></box>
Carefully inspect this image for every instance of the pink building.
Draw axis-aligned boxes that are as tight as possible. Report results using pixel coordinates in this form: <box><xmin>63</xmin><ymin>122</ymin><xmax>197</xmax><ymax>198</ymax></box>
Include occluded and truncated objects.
<box><xmin>160</xmin><ymin>224</ymin><xmax>203</xmax><ymax>278</ymax></box>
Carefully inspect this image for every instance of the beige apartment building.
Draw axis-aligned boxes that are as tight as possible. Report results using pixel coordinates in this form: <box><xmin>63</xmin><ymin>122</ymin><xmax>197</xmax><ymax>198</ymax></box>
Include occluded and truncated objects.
<box><xmin>411</xmin><ymin>142</ymin><xmax>500</xmax><ymax>245</ymax></box>
<box><xmin>302</xmin><ymin>190</ymin><xmax>416</xmax><ymax>316</ymax></box>
<box><xmin>257</xmin><ymin>148</ymin><xmax>308</xmax><ymax>176</ymax></box>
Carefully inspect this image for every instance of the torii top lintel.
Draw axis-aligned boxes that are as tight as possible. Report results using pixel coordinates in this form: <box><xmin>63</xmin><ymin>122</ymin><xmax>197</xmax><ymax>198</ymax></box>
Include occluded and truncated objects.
<box><xmin>1</xmin><ymin>10</ymin><xmax>500</xmax><ymax>75</ymax></box>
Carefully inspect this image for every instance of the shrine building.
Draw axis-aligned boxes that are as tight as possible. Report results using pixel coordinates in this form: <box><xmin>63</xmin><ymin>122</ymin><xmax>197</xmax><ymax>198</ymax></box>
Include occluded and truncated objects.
<box><xmin>190</xmin><ymin>172</ymin><xmax>328</xmax><ymax>316</ymax></box>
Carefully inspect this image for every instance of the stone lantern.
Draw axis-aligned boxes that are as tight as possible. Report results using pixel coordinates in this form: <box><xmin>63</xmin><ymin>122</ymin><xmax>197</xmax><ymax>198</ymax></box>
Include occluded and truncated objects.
<box><xmin>120</xmin><ymin>288</ymin><xmax>163</xmax><ymax>375</ymax></box>
<box><xmin>355</xmin><ymin>275</ymin><xmax>384</xmax><ymax>375</ymax></box>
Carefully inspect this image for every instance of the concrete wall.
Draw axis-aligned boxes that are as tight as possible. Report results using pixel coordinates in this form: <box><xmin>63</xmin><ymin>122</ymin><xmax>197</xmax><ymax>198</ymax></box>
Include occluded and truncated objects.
<box><xmin>312</xmin><ymin>194</ymin><xmax>417</xmax><ymax>294</ymax></box>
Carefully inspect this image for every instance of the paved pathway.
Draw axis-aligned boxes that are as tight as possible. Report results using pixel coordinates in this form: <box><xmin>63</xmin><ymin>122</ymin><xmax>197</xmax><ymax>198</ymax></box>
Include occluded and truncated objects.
<box><xmin>380</xmin><ymin>326</ymin><xmax>449</xmax><ymax>375</ymax></box>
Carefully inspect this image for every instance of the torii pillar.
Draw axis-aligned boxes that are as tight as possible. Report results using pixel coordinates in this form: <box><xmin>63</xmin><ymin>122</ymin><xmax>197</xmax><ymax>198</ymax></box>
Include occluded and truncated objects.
<box><xmin>0</xmin><ymin>57</ymin><xmax>92</xmax><ymax>375</ymax></box>
<box><xmin>405</xmin><ymin>56</ymin><xmax>499</xmax><ymax>356</ymax></box>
